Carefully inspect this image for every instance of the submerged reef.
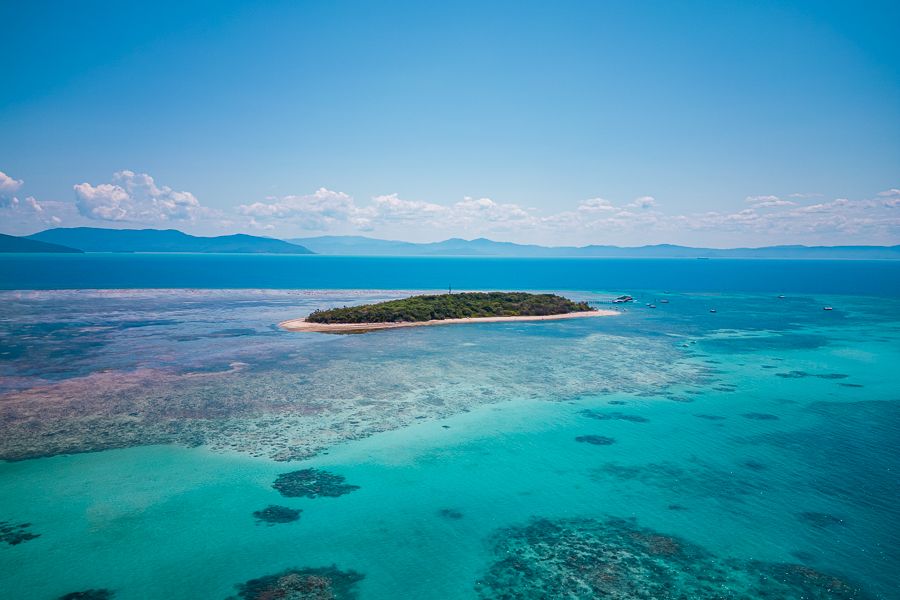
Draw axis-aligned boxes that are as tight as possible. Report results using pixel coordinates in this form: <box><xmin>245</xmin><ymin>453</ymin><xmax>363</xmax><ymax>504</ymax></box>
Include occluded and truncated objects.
<box><xmin>776</xmin><ymin>370</ymin><xmax>849</xmax><ymax>380</ymax></box>
<box><xmin>58</xmin><ymin>591</ymin><xmax>114</xmax><ymax>600</ymax></box>
<box><xmin>580</xmin><ymin>410</ymin><xmax>649</xmax><ymax>423</ymax></box>
<box><xmin>229</xmin><ymin>566</ymin><xmax>364</xmax><ymax>600</ymax></box>
<box><xmin>742</xmin><ymin>412</ymin><xmax>780</xmax><ymax>420</ymax></box>
<box><xmin>0</xmin><ymin>520</ymin><xmax>39</xmax><ymax>546</ymax></box>
<box><xmin>694</xmin><ymin>413</ymin><xmax>726</xmax><ymax>421</ymax></box>
<box><xmin>272</xmin><ymin>469</ymin><xmax>360</xmax><ymax>499</ymax></box>
<box><xmin>592</xmin><ymin>460</ymin><xmax>767</xmax><ymax>503</ymax></box>
<box><xmin>475</xmin><ymin>517</ymin><xmax>872</xmax><ymax>599</ymax></box>
<box><xmin>438</xmin><ymin>508</ymin><xmax>465</xmax><ymax>520</ymax></box>
<box><xmin>575</xmin><ymin>435</ymin><xmax>616</xmax><ymax>445</ymax></box>
<box><xmin>253</xmin><ymin>505</ymin><xmax>302</xmax><ymax>525</ymax></box>
<box><xmin>797</xmin><ymin>511</ymin><xmax>845</xmax><ymax>528</ymax></box>
<box><xmin>0</xmin><ymin>299</ymin><xmax>705</xmax><ymax>463</ymax></box>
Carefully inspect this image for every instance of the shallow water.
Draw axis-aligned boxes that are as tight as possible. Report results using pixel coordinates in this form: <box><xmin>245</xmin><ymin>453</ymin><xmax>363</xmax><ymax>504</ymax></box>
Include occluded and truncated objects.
<box><xmin>1</xmin><ymin>286</ymin><xmax>898</xmax><ymax>599</ymax></box>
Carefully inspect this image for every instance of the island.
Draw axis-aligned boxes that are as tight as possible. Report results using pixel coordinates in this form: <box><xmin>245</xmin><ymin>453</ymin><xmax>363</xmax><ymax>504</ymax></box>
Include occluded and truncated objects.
<box><xmin>280</xmin><ymin>292</ymin><xmax>619</xmax><ymax>333</ymax></box>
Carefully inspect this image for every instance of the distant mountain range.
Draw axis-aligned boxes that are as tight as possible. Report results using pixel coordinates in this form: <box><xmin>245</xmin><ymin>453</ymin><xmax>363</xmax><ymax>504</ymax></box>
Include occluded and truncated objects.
<box><xmin>19</xmin><ymin>228</ymin><xmax>314</xmax><ymax>254</ymax></box>
<box><xmin>0</xmin><ymin>233</ymin><xmax>83</xmax><ymax>253</ymax></box>
<box><xmin>290</xmin><ymin>235</ymin><xmax>900</xmax><ymax>259</ymax></box>
<box><xmin>2</xmin><ymin>229</ymin><xmax>897</xmax><ymax>259</ymax></box>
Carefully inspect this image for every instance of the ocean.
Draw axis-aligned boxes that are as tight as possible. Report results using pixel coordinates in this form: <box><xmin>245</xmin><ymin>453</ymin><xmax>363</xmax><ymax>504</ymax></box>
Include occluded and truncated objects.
<box><xmin>0</xmin><ymin>255</ymin><xmax>898</xmax><ymax>599</ymax></box>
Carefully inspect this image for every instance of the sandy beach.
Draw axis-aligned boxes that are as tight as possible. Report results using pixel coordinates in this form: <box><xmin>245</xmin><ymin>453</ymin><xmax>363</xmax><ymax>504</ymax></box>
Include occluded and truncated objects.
<box><xmin>279</xmin><ymin>309</ymin><xmax>619</xmax><ymax>333</ymax></box>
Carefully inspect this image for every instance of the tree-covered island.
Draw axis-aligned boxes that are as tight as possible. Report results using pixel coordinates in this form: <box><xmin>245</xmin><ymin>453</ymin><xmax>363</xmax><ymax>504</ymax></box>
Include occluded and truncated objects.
<box><xmin>306</xmin><ymin>292</ymin><xmax>594</xmax><ymax>324</ymax></box>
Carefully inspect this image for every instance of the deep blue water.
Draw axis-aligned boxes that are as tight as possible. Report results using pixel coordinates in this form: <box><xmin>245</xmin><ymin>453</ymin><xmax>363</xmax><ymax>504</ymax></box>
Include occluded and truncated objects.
<box><xmin>1</xmin><ymin>253</ymin><xmax>899</xmax><ymax>295</ymax></box>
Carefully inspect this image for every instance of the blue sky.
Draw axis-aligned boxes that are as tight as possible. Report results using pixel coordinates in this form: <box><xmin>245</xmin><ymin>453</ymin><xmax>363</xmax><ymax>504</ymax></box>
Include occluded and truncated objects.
<box><xmin>1</xmin><ymin>0</ymin><xmax>898</xmax><ymax>246</ymax></box>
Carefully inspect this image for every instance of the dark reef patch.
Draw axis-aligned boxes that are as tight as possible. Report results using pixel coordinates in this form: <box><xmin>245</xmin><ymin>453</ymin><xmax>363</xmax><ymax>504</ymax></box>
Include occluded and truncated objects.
<box><xmin>580</xmin><ymin>410</ymin><xmax>649</xmax><ymax>423</ymax></box>
<box><xmin>476</xmin><ymin>517</ymin><xmax>872</xmax><ymax>599</ymax></box>
<box><xmin>791</xmin><ymin>550</ymin><xmax>818</xmax><ymax>562</ymax></box>
<box><xmin>607</xmin><ymin>400</ymin><xmax>627</xmax><ymax>405</ymax></box>
<box><xmin>741</xmin><ymin>459</ymin><xmax>767</xmax><ymax>471</ymax></box>
<box><xmin>694</xmin><ymin>414</ymin><xmax>726</xmax><ymax>421</ymax></box>
<box><xmin>742</xmin><ymin>412</ymin><xmax>780</xmax><ymax>420</ymax></box>
<box><xmin>253</xmin><ymin>505</ymin><xmax>302</xmax><ymax>525</ymax></box>
<box><xmin>777</xmin><ymin>370</ymin><xmax>810</xmax><ymax>378</ymax></box>
<box><xmin>776</xmin><ymin>370</ymin><xmax>849</xmax><ymax>380</ymax></box>
<box><xmin>797</xmin><ymin>511</ymin><xmax>845</xmax><ymax>528</ymax></box>
<box><xmin>0</xmin><ymin>520</ymin><xmax>39</xmax><ymax>546</ymax></box>
<box><xmin>575</xmin><ymin>435</ymin><xmax>616</xmax><ymax>446</ymax></box>
<box><xmin>839</xmin><ymin>383</ymin><xmax>864</xmax><ymax>388</ymax></box>
<box><xmin>438</xmin><ymin>508</ymin><xmax>464</xmax><ymax>520</ymax></box>
<box><xmin>592</xmin><ymin>460</ymin><xmax>766</xmax><ymax>502</ymax></box>
<box><xmin>272</xmin><ymin>469</ymin><xmax>360</xmax><ymax>499</ymax></box>
<box><xmin>58</xmin><ymin>590</ymin><xmax>114</xmax><ymax>600</ymax></box>
<box><xmin>229</xmin><ymin>566</ymin><xmax>364</xmax><ymax>600</ymax></box>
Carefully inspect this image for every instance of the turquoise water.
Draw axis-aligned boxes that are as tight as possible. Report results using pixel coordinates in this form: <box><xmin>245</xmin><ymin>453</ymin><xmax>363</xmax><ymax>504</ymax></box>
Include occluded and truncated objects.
<box><xmin>1</xmin><ymin>261</ymin><xmax>899</xmax><ymax>598</ymax></box>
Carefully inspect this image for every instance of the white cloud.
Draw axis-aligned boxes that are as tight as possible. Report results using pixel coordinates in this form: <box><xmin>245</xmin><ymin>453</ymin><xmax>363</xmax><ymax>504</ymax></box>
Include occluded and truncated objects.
<box><xmin>3</xmin><ymin>164</ymin><xmax>897</xmax><ymax>246</ymax></box>
<box><xmin>238</xmin><ymin>188</ymin><xmax>370</xmax><ymax>230</ymax></box>
<box><xmin>745</xmin><ymin>195</ymin><xmax>795</xmax><ymax>208</ymax></box>
<box><xmin>0</xmin><ymin>171</ymin><xmax>24</xmax><ymax>200</ymax></box>
<box><xmin>628</xmin><ymin>196</ymin><xmax>657</xmax><ymax>209</ymax></box>
<box><xmin>0</xmin><ymin>170</ymin><xmax>71</xmax><ymax>233</ymax></box>
<box><xmin>73</xmin><ymin>171</ymin><xmax>206</xmax><ymax>222</ymax></box>
<box><xmin>241</xmin><ymin>190</ymin><xmax>537</xmax><ymax>233</ymax></box>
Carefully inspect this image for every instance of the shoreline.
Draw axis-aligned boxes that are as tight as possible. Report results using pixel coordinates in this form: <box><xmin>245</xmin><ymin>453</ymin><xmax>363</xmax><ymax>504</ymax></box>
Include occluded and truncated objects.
<box><xmin>279</xmin><ymin>309</ymin><xmax>619</xmax><ymax>333</ymax></box>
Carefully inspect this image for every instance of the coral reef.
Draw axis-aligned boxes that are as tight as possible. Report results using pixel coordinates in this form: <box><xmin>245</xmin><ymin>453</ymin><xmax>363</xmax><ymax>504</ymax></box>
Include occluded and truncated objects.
<box><xmin>776</xmin><ymin>370</ymin><xmax>849</xmax><ymax>380</ymax></box>
<box><xmin>797</xmin><ymin>512</ymin><xmax>845</xmax><ymax>528</ymax></box>
<box><xmin>742</xmin><ymin>412</ymin><xmax>780</xmax><ymax>420</ymax></box>
<box><xmin>0</xmin><ymin>520</ymin><xmax>39</xmax><ymax>546</ymax></box>
<box><xmin>229</xmin><ymin>566</ymin><xmax>364</xmax><ymax>600</ymax></box>
<box><xmin>438</xmin><ymin>508</ymin><xmax>464</xmax><ymax>520</ymax></box>
<box><xmin>694</xmin><ymin>413</ymin><xmax>726</xmax><ymax>420</ymax></box>
<box><xmin>580</xmin><ymin>410</ymin><xmax>649</xmax><ymax>423</ymax></box>
<box><xmin>475</xmin><ymin>517</ymin><xmax>872</xmax><ymax>599</ymax></box>
<box><xmin>574</xmin><ymin>435</ymin><xmax>616</xmax><ymax>445</ymax></box>
<box><xmin>58</xmin><ymin>590</ymin><xmax>113</xmax><ymax>600</ymax></box>
<box><xmin>0</xmin><ymin>290</ymin><xmax>705</xmax><ymax>463</ymax></box>
<box><xmin>253</xmin><ymin>505</ymin><xmax>302</xmax><ymax>525</ymax></box>
<box><xmin>592</xmin><ymin>460</ymin><xmax>766</xmax><ymax>502</ymax></box>
<box><xmin>272</xmin><ymin>469</ymin><xmax>360</xmax><ymax>499</ymax></box>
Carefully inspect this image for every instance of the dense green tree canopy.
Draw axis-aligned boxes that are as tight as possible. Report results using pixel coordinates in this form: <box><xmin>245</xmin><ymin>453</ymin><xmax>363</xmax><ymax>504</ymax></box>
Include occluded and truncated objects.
<box><xmin>306</xmin><ymin>292</ymin><xmax>593</xmax><ymax>324</ymax></box>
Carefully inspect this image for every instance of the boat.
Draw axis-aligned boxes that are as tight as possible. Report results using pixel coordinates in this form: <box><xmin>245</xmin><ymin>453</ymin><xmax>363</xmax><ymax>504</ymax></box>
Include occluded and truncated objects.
<box><xmin>823</xmin><ymin>306</ymin><xmax>833</xmax><ymax>311</ymax></box>
<box><xmin>613</xmin><ymin>295</ymin><xmax>634</xmax><ymax>304</ymax></box>
<box><xmin>709</xmin><ymin>309</ymin><xmax>717</xmax><ymax>313</ymax></box>
<box><xmin>660</xmin><ymin>299</ymin><xmax>669</xmax><ymax>304</ymax></box>
<box><xmin>648</xmin><ymin>304</ymin><xmax>657</xmax><ymax>309</ymax></box>
<box><xmin>778</xmin><ymin>295</ymin><xmax>785</xmax><ymax>299</ymax></box>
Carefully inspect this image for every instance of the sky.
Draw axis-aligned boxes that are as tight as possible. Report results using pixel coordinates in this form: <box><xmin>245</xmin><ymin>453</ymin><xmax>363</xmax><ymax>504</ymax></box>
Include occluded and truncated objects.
<box><xmin>1</xmin><ymin>0</ymin><xmax>898</xmax><ymax>247</ymax></box>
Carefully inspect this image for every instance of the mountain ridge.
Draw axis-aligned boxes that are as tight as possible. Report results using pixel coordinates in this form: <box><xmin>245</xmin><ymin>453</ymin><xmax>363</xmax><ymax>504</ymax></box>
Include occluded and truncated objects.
<box><xmin>289</xmin><ymin>235</ymin><xmax>900</xmax><ymax>259</ymax></box>
<box><xmin>0</xmin><ymin>233</ymin><xmax>83</xmax><ymax>253</ymax></box>
<box><xmin>28</xmin><ymin>228</ymin><xmax>314</xmax><ymax>254</ymax></box>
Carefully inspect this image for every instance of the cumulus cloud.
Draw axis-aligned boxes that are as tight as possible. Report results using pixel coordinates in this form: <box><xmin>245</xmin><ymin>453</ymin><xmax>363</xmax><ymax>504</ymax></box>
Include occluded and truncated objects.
<box><xmin>3</xmin><ymin>164</ymin><xmax>897</xmax><ymax>246</ymax></box>
<box><xmin>0</xmin><ymin>170</ymin><xmax>73</xmax><ymax>233</ymax></box>
<box><xmin>74</xmin><ymin>171</ymin><xmax>207</xmax><ymax>222</ymax></box>
<box><xmin>241</xmin><ymin>190</ymin><xmax>537</xmax><ymax>233</ymax></box>
<box><xmin>0</xmin><ymin>171</ymin><xmax>24</xmax><ymax>201</ymax></box>
<box><xmin>628</xmin><ymin>196</ymin><xmax>657</xmax><ymax>209</ymax></box>
<box><xmin>745</xmin><ymin>195</ymin><xmax>795</xmax><ymax>208</ymax></box>
<box><xmin>237</xmin><ymin>186</ymin><xmax>899</xmax><ymax>244</ymax></box>
<box><xmin>239</xmin><ymin>188</ymin><xmax>372</xmax><ymax>230</ymax></box>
